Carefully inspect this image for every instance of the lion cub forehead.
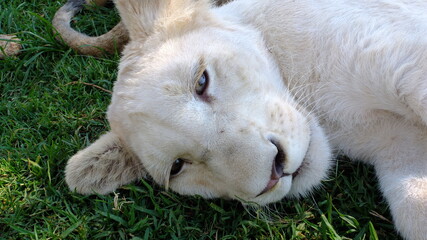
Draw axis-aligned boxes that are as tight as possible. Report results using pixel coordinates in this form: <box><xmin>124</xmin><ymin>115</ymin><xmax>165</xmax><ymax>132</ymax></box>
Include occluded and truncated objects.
<box><xmin>112</xmin><ymin>27</ymin><xmax>261</xmax><ymax>115</ymax></box>
<box><xmin>116</xmin><ymin>52</ymin><xmax>201</xmax><ymax>100</ymax></box>
<box><xmin>119</xmin><ymin>35</ymin><xmax>216</xmax><ymax>78</ymax></box>
<box><xmin>118</xmin><ymin>26</ymin><xmax>245</xmax><ymax>82</ymax></box>
<box><xmin>112</xmin><ymin>60</ymin><xmax>212</xmax><ymax>129</ymax></box>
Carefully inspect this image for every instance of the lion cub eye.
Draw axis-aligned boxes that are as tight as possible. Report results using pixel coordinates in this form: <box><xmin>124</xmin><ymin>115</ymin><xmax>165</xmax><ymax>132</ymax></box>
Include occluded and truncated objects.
<box><xmin>195</xmin><ymin>70</ymin><xmax>209</xmax><ymax>95</ymax></box>
<box><xmin>170</xmin><ymin>158</ymin><xmax>185</xmax><ymax>177</ymax></box>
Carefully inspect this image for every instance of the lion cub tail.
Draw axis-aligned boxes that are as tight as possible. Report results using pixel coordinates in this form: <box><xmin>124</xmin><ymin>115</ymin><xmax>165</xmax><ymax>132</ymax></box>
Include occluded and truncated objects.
<box><xmin>52</xmin><ymin>0</ymin><xmax>129</xmax><ymax>56</ymax></box>
<box><xmin>52</xmin><ymin>0</ymin><xmax>232</xmax><ymax>56</ymax></box>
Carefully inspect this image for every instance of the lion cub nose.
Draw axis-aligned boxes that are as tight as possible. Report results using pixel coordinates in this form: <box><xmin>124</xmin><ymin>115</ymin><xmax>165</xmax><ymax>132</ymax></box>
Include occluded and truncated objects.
<box><xmin>270</xmin><ymin>140</ymin><xmax>290</xmax><ymax>179</ymax></box>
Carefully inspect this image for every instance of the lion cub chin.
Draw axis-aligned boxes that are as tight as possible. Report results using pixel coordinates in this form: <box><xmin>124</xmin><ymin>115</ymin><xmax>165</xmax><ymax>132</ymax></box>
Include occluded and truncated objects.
<box><xmin>64</xmin><ymin>0</ymin><xmax>332</xmax><ymax>206</ymax></box>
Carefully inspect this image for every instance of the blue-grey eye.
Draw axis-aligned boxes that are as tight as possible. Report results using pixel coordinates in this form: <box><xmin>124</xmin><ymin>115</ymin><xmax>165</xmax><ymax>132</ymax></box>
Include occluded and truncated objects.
<box><xmin>171</xmin><ymin>158</ymin><xmax>185</xmax><ymax>176</ymax></box>
<box><xmin>195</xmin><ymin>70</ymin><xmax>209</xmax><ymax>95</ymax></box>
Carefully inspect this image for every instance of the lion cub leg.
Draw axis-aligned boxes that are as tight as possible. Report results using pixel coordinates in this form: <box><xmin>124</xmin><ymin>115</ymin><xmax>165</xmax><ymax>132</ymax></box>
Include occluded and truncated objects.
<box><xmin>375</xmin><ymin>155</ymin><xmax>427</xmax><ymax>240</ymax></box>
<box><xmin>353</xmin><ymin>119</ymin><xmax>427</xmax><ymax>240</ymax></box>
<box><xmin>332</xmin><ymin>114</ymin><xmax>427</xmax><ymax>240</ymax></box>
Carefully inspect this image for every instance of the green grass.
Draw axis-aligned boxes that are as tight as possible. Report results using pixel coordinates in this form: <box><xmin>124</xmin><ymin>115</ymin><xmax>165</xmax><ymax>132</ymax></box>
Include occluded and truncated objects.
<box><xmin>0</xmin><ymin>1</ymin><xmax>400</xmax><ymax>239</ymax></box>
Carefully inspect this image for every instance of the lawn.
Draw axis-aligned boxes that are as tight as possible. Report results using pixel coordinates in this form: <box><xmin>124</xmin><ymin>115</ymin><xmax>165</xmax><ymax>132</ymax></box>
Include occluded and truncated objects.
<box><xmin>0</xmin><ymin>0</ymin><xmax>400</xmax><ymax>239</ymax></box>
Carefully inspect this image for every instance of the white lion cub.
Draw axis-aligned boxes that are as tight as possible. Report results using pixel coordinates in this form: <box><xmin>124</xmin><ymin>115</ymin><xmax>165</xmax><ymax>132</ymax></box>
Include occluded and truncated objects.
<box><xmin>63</xmin><ymin>0</ymin><xmax>427</xmax><ymax>239</ymax></box>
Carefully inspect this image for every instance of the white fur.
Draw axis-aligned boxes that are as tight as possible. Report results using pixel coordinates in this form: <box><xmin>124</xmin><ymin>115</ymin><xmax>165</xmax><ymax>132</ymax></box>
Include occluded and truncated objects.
<box><xmin>65</xmin><ymin>0</ymin><xmax>427</xmax><ymax>239</ymax></box>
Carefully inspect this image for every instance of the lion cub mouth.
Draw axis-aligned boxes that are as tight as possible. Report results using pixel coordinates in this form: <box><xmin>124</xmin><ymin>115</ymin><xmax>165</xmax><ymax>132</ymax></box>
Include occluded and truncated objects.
<box><xmin>257</xmin><ymin>164</ymin><xmax>304</xmax><ymax>197</ymax></box>
<box><xmin>257</xmin><ymin>141</ymin><xmax>305</xmax><ymax>197</ymax></box>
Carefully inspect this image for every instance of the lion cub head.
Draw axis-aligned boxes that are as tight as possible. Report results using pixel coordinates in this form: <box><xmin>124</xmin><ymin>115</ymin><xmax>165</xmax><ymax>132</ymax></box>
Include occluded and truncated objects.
<box><xmin>65</xmin><ymin>0</ymin><xmax>332</xmax><ymax>205</ymax></box>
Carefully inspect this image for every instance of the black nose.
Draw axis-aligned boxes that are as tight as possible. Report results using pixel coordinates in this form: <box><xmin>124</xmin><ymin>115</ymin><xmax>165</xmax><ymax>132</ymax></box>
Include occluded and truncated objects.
<box><xmin>270</xmin><ymin>140</ymin><xmax>287</xmax><ymax>179</ymax></box>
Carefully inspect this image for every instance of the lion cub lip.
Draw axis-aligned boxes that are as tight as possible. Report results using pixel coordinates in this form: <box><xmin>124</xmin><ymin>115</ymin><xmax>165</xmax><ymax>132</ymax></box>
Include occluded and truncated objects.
<box><xmin>257</xmin><ymin>161</ymin><xmax>305</xmax><ymax>197</ymax></box>
<box><xmin>257</xmin><ymin>155</ymin><xmax>293</xmax><ymax>197</ymax></box>
<box><xmin>257</xmin><ymin>172</ymin><xmax>291</xmax><ymax>197</ymax></box>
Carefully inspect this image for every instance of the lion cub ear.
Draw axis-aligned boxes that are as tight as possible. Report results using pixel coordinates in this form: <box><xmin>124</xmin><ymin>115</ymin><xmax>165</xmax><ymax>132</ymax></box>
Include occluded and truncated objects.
<box><xmin>65</xmin><ymin>131</ymin><xmax>146</xmax><ymax>195</ymax></box>
<box><xmin>114</xmin><ymin>0</ymin><xmax>212</xmax><ymax>41</ymax></box>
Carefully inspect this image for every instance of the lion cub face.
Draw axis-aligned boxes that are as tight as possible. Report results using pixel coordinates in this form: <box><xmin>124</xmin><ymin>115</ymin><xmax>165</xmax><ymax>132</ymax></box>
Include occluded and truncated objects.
<box><xmin>65</xmin><ymin>0</ymin><xmax>331</xmax><ymax>205</ymax></box>
<box><xmin>106</xmin><ymin>0</ymin><xmax>332</xmax><ymax>205</ymax></box>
